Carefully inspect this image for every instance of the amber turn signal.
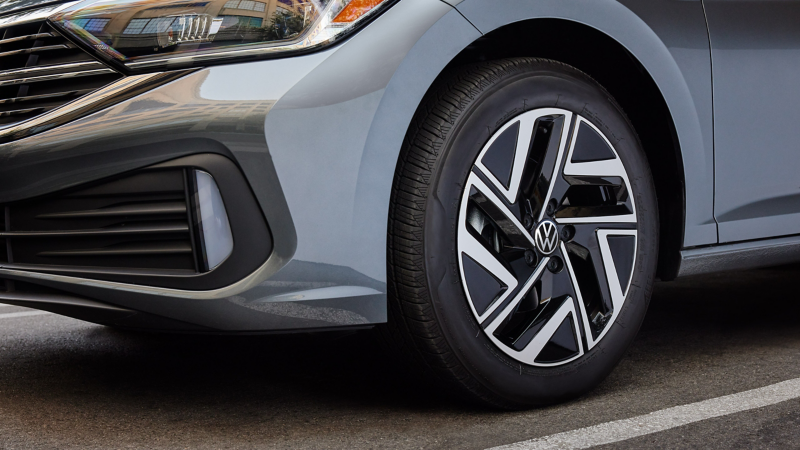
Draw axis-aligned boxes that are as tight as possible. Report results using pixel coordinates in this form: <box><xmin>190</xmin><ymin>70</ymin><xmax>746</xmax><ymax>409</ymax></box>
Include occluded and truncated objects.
<box><xmin>332</xmin><ymin>0</ymin><xmax>386</xmax><ymax>23</ymax></box>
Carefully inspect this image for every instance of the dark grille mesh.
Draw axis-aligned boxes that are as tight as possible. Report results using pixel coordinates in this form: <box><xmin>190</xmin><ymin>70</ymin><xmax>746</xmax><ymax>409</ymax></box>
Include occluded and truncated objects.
<box><xmin>0</xmin><ymin>20</ymin><xmax>123</xmax><ymax>127</ymax></box>
<box><xmin>0</xmin><ymin>168</ymin><xmax>201</xmax><ymax>273</ymax></box>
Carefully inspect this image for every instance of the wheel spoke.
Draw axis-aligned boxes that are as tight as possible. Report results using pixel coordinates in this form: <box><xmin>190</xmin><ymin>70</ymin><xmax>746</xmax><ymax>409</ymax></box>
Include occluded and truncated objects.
<box><xmin>475</xmin><ymin>109</ymin><xmax>573</xmax><ymax>208</ymax></box>
<box><xmin>562</xmin><ymin>226</ymin><xmax>637</xmax><ymax>348</ymax></box>
<box><xmin>482</xmin><ymin>246</ymin><xmax>584</xmax><ymax>365</ymax></box>
<box><xmin>556</xmin><ymin>175</ymin><xmax>634</xmax><ymax>221</ymax></box>
<box><xmin>459</xmin><ymin>173</ymin><xmax>538</xmax><ymax>321</ymax></box>
<box><xmin>515</xmin><ymin>294</ymin><xmax>582</xmax><ymax>365</ymax></box>
<box><xmin>553</xmin><ymin>117</ymin><xmax>636</xmax><ymax>223</ymax></box>
<box><xmin>596</xmin><ymin>229</ymin><xmax>637</xmax><ymax>308</ymax></box>
<box><xmin>467</xmin><ymin>172</ymin><xmax>534</xmax><ymax>249</ymax></box>
<box><xmin>458</xmin><ymin>228</ymin><xmax>518</xmax><ymax>322</ymax></box>
<box><xmin>565</xmin><ymin>222</ymin><xmax>631</xmax><ymax>313</ymax></box>
<box><xmin>458</xmin><ymin>109</ymin><xmax>637</xmax><ymax>367</ymax></box>
<box><xmin>527</xmin><ymin>113</ymin><xmax>574</xmax><ymax>222</ymax></box>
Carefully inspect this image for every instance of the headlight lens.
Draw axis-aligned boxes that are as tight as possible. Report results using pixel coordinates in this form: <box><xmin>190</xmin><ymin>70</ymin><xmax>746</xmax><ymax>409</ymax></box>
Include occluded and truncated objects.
<box><xmin>49</xmin><ymin>0</ymin><xmax>393</xmax><ymax>71</ymax></box>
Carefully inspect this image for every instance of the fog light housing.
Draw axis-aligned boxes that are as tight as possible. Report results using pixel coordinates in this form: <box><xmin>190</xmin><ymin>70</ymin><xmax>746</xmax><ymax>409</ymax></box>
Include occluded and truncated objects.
<box><xmin>194</xmin><ymin>170</ymin><xmax>233</xmax><ymax>271</ymax></box>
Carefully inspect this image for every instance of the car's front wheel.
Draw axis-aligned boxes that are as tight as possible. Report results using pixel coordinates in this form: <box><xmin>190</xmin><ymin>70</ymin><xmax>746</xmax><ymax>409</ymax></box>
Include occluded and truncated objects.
<box><xmin>384</xmin><ymin>58</ymin><xmax>658</xmax><ymax>408</ymax></box>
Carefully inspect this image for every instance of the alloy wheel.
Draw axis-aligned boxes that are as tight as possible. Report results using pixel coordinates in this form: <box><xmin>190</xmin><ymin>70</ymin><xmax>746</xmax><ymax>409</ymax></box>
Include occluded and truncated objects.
<box><xmin>457</xmin><ymin>108</ymin><xmax>638</xmax><ymax>367</ymax></box>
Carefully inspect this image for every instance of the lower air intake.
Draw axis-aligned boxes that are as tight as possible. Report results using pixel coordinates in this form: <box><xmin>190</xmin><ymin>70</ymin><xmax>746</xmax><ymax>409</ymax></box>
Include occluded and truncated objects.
<box><xmin>0</xmin><ymin>166</ymin><xmax>231</xmax><ymax>274</ymax></box>
<box><xmin>0</xmin><ymin>153</ymin><xmax>272</xmax><ymax>291</ymax></box>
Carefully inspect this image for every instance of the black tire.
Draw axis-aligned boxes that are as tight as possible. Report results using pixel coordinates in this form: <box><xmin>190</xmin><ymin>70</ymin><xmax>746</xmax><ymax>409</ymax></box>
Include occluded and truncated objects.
<box><xmin>383</xmin><ymin>58</ymin><xmax>658</xmax><ymax>409</ymax></box>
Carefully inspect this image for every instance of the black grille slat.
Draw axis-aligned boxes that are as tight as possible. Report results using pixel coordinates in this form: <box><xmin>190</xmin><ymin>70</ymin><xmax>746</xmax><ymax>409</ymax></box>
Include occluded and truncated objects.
<box><xmin>36</xmin><ymin>202</ymin><xmax>188</xmax><ymax>220</ymax></box>
<box><xmin>33</xmin><ymin>46</ymin><xmax>103</xmax><ymax>67</ymax></box>
<box><xmin>3</xmin><ymin>169</ymin><xmax>200</xmax><ymax>272</ymax></box>
<box><xmin>0</xmin><ymin>43</ymin><xmax>68</xmax><ymax>58</ymax></box>
<box><xmin>0</xmin><ymin>106</ymin><xmax>44</xmax><ymax>117</ymax></box>
<box><xmin>0</xmin><ymin>222</ymin><xmax>190</xmax><ymax>238</ymax></box>
<box><xmin>0</xmin><ymin>32</ymin><xmax>54</xmax><ymax>45</ymax></box>
<box><xmin>0</xmin><ymin>20</ymin><xmax>123</xmax><ymax>127</ymax></box>
<box><xmin>0</xmin><ymin>206</ymin><xmax>7</xmax><ymax>267</ymax></box>
<box><xmin>0</xmin><ymin>61</ymin><xmax>107</xmax><ymax>81</ymax></box>
<box><xmin>0</xmin><ymin>89</ymin><xmax>93</xmax><ymax>105</ymax></box>
<box><xmin>38</xmin><ymin>241</ymin><xmax>193</xmax><ymax>257</ymax></box>
<box><xmin>0</xmin><ymin>68</ymin><xmax>114</xmax><ymax>86</ymax></box>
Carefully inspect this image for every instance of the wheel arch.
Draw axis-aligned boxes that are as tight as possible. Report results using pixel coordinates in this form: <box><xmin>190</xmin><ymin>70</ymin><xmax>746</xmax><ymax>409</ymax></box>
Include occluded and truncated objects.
<box><xmin>442</xmin><ymin>18</ymin><xmax>686</xmax><ymax>280</ymax></box>
<box><xmin>358</xmin><ymin>5</ymin><xmax>710</xmax><ymax>282</ymax></box>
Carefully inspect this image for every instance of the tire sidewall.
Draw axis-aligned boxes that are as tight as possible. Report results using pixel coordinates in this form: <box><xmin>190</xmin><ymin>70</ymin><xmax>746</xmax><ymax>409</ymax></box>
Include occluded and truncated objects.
<box><xmin>423</xmin><ymin>62</ymin><xmax>658</xmax><ymax>406</ymax></box>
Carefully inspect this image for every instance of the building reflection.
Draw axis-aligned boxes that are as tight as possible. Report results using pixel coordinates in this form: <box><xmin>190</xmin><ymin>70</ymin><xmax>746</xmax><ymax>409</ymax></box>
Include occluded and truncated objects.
<box><xmin>11</xmin><ymin>70</ymin><xmax>277</xmax><ymax>159</ymax></box>
<box><xmin>69</xmin><ymin>0</ymin><xmax>319</xmax><ymax>58</ymax></box>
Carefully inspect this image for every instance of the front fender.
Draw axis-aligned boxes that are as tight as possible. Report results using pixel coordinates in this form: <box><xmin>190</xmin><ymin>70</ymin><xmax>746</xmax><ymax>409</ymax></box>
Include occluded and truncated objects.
<box><xmin>454</xmin><ymin>0</ymin><xmax>716</xmax><ymax>247</ymax></box>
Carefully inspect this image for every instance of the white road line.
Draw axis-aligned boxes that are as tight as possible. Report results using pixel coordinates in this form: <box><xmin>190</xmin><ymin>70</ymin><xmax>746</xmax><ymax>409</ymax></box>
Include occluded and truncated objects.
<box><xmin>489</xmin><ymin>377</ymin><xmax>800</xmax><ymax>450</ymax></box>
<box><xmin>0</xmin><ymin>311</ymin><xmax>50</xmax><ymax>319</ymax></box>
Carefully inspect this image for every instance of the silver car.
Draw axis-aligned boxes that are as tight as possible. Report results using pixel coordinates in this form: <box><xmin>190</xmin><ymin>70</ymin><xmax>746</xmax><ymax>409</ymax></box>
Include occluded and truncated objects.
<box><xmin>0</xmin><ymin>0</ymin><xmax>792</xmax><ymax>408</ymax></box>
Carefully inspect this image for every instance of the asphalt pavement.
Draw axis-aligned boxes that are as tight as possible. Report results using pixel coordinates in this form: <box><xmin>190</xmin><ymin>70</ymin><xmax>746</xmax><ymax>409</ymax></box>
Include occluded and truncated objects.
<box><xmin>1</xmin><ymin>265</ymin><xmax>800</xmax><ymax>449</ymax></box>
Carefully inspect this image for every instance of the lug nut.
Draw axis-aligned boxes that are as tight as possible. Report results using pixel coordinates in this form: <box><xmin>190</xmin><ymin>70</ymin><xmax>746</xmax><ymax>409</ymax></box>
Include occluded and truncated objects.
<box><xmin>545</xmin><ymin>199</ymin><xmax>558</xmax><ymax>216</ymax></box>
<box><xmin>522</xmin><ymin>214</ymin><xmax>534</xmax><ymax>230</ymax></box>
<box><xmin>547</xmin><ymin>256</ymin><xmax>564</xmax><ymax>273</ymax></box>
<box><xmin>560</xmin><ymin>225</ymin><xmax>575</xmax><ymax>242</ymax></box>
<box><xmin>524</xmin><ymin>250</ymin><xmax>537</xmax><ymax>267</ymax></box>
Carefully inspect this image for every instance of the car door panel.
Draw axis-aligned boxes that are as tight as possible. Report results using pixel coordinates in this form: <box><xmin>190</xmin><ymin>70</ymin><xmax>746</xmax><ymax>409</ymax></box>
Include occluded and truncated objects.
<box><xmin>704</xmin><ymin>0</ymin><xmax>800</xmax><ymax>242</ymax></box>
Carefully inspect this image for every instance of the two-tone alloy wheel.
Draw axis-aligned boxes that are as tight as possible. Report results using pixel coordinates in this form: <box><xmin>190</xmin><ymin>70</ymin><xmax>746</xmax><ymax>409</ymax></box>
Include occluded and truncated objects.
<box><xmin>458</xmin><ymin>109</ymin><xmax>638</xmax><ymax>367</ymax></box>
<box><xmin>385</xmin><ymin>58</ymin><xmax>658</xmax><ymax>408</ymax></box>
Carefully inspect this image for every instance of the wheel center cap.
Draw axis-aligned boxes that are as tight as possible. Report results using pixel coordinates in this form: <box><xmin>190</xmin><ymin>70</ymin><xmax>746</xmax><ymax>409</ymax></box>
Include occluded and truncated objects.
<box><xmin>534</xmin><ymin>220</ymin><xmax>559</xmax><ymax>255</ymax></box>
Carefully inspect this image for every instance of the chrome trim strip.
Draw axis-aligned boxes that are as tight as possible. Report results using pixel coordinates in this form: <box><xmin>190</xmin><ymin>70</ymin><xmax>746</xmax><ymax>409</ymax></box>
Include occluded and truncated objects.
<box><xmin>0</xmin><ymin>61</ymin><xmax>105</xmax><ymax>80</ymax></box>
<box><xmin>3</xmin><ymin>263</ymin><xmax>195</xmax><ymax>278</ymax></box>
<box><xmin>0</xmin><ymin>43</ymin><xmax>67</xmax><ymax>58</ymax></box>
<box><xmin>0</xmin><ymin>32</ymin><xmax>53</xmax><ymax>45</ymax></box>
<box><xmin>0</xmin><ymin>68</ymin><xmax>116</xmax><ymax>87</ymax></box>
<box><xmin>0</xmin><ymin>0</ymin><xmax>74</xmax><ymax>17</ymax></box>
<box><xmin>0</xmin><ymin>106</ymin><xmax>44</xmax><ymax>117</ymax></box>
<box><xmin>0</xmin><ymin>1</ymin><xmax>79</xmax><ymax>28</ymax></box>
<box><xmin>0</xmin><ymin>89</ymin><xmax>89</xmax><ymax>104</ymax></box>
<box><xmin>126</xmin><ymin>40</ymin><xmax>331</xmax><ymax>69</ymax></box>
<box><xmin>0</xmin><ymin>70</ymin><xmax>190</xmax><ymax>143</ymax></box>
<box><xmin>0</xmin><ymin>251</ymin><xmax>288</xmax><ymax>300</ymax></box>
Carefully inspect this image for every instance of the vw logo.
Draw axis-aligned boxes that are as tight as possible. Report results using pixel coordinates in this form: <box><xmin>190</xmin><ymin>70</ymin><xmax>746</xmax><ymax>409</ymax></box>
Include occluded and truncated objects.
<box><xmin>534</xmin><ymin>220</ymin><xmax>559</xmax><ymax>255</ymax></box>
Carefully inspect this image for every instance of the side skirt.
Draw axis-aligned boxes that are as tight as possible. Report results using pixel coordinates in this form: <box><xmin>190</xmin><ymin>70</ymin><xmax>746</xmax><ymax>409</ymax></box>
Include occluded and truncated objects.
<box><xmin>678</xmin><ymin>235</ymin><xmax>800</xmax><ymax>277</ymax></box>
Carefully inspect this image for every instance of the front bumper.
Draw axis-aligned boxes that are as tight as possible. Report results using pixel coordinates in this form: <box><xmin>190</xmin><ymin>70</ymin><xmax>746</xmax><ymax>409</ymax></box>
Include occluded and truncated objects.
<box><xmin>0</xmin><ymin>0</ymin><xmax>458</xmax><ymax>332</ymax></box>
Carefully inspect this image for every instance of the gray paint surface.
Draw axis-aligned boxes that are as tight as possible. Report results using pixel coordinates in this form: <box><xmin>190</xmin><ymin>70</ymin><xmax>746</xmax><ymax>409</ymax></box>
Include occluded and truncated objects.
<box><xmin>0</xmin><ymin>0</ymin><xmax>463</xmax><ymax>331</ymax></box>
<box><xmin>704</xmin><ymin>1</ymin><xmax>800</xmax><ymax>243</ymax></box>
<box><xmin>456</xmin><ymin>0</ymin><xmax>717</xmax><ymax>247</ymax></box>
<box><xmin>265</xmin><ymin>0</ymin><xmax>456</xmax><ymax>282</ymax></box>
<box><xmin>616</xmin><ymin>0</ymin><xmax>715</xmax><ymax>245</ymax></box>
<box><xmin>6</xmin><ymin>0</ymin><xmax>800</xmax><ymax>331</ymax></box>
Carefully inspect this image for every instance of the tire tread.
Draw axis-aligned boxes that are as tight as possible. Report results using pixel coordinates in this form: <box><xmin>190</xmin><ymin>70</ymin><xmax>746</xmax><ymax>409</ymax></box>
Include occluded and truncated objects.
<box><xmin>382</xmin><ymin>58</ymin><xmax>649</xmax><ymax>409</ymax></box>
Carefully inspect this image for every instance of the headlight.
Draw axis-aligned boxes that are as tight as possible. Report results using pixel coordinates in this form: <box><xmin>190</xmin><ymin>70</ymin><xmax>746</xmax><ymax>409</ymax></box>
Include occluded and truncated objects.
<box><xmin>49</xmin><ymin>0</ymin><xmax>394</xmax><ymax>72</ymax></box>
